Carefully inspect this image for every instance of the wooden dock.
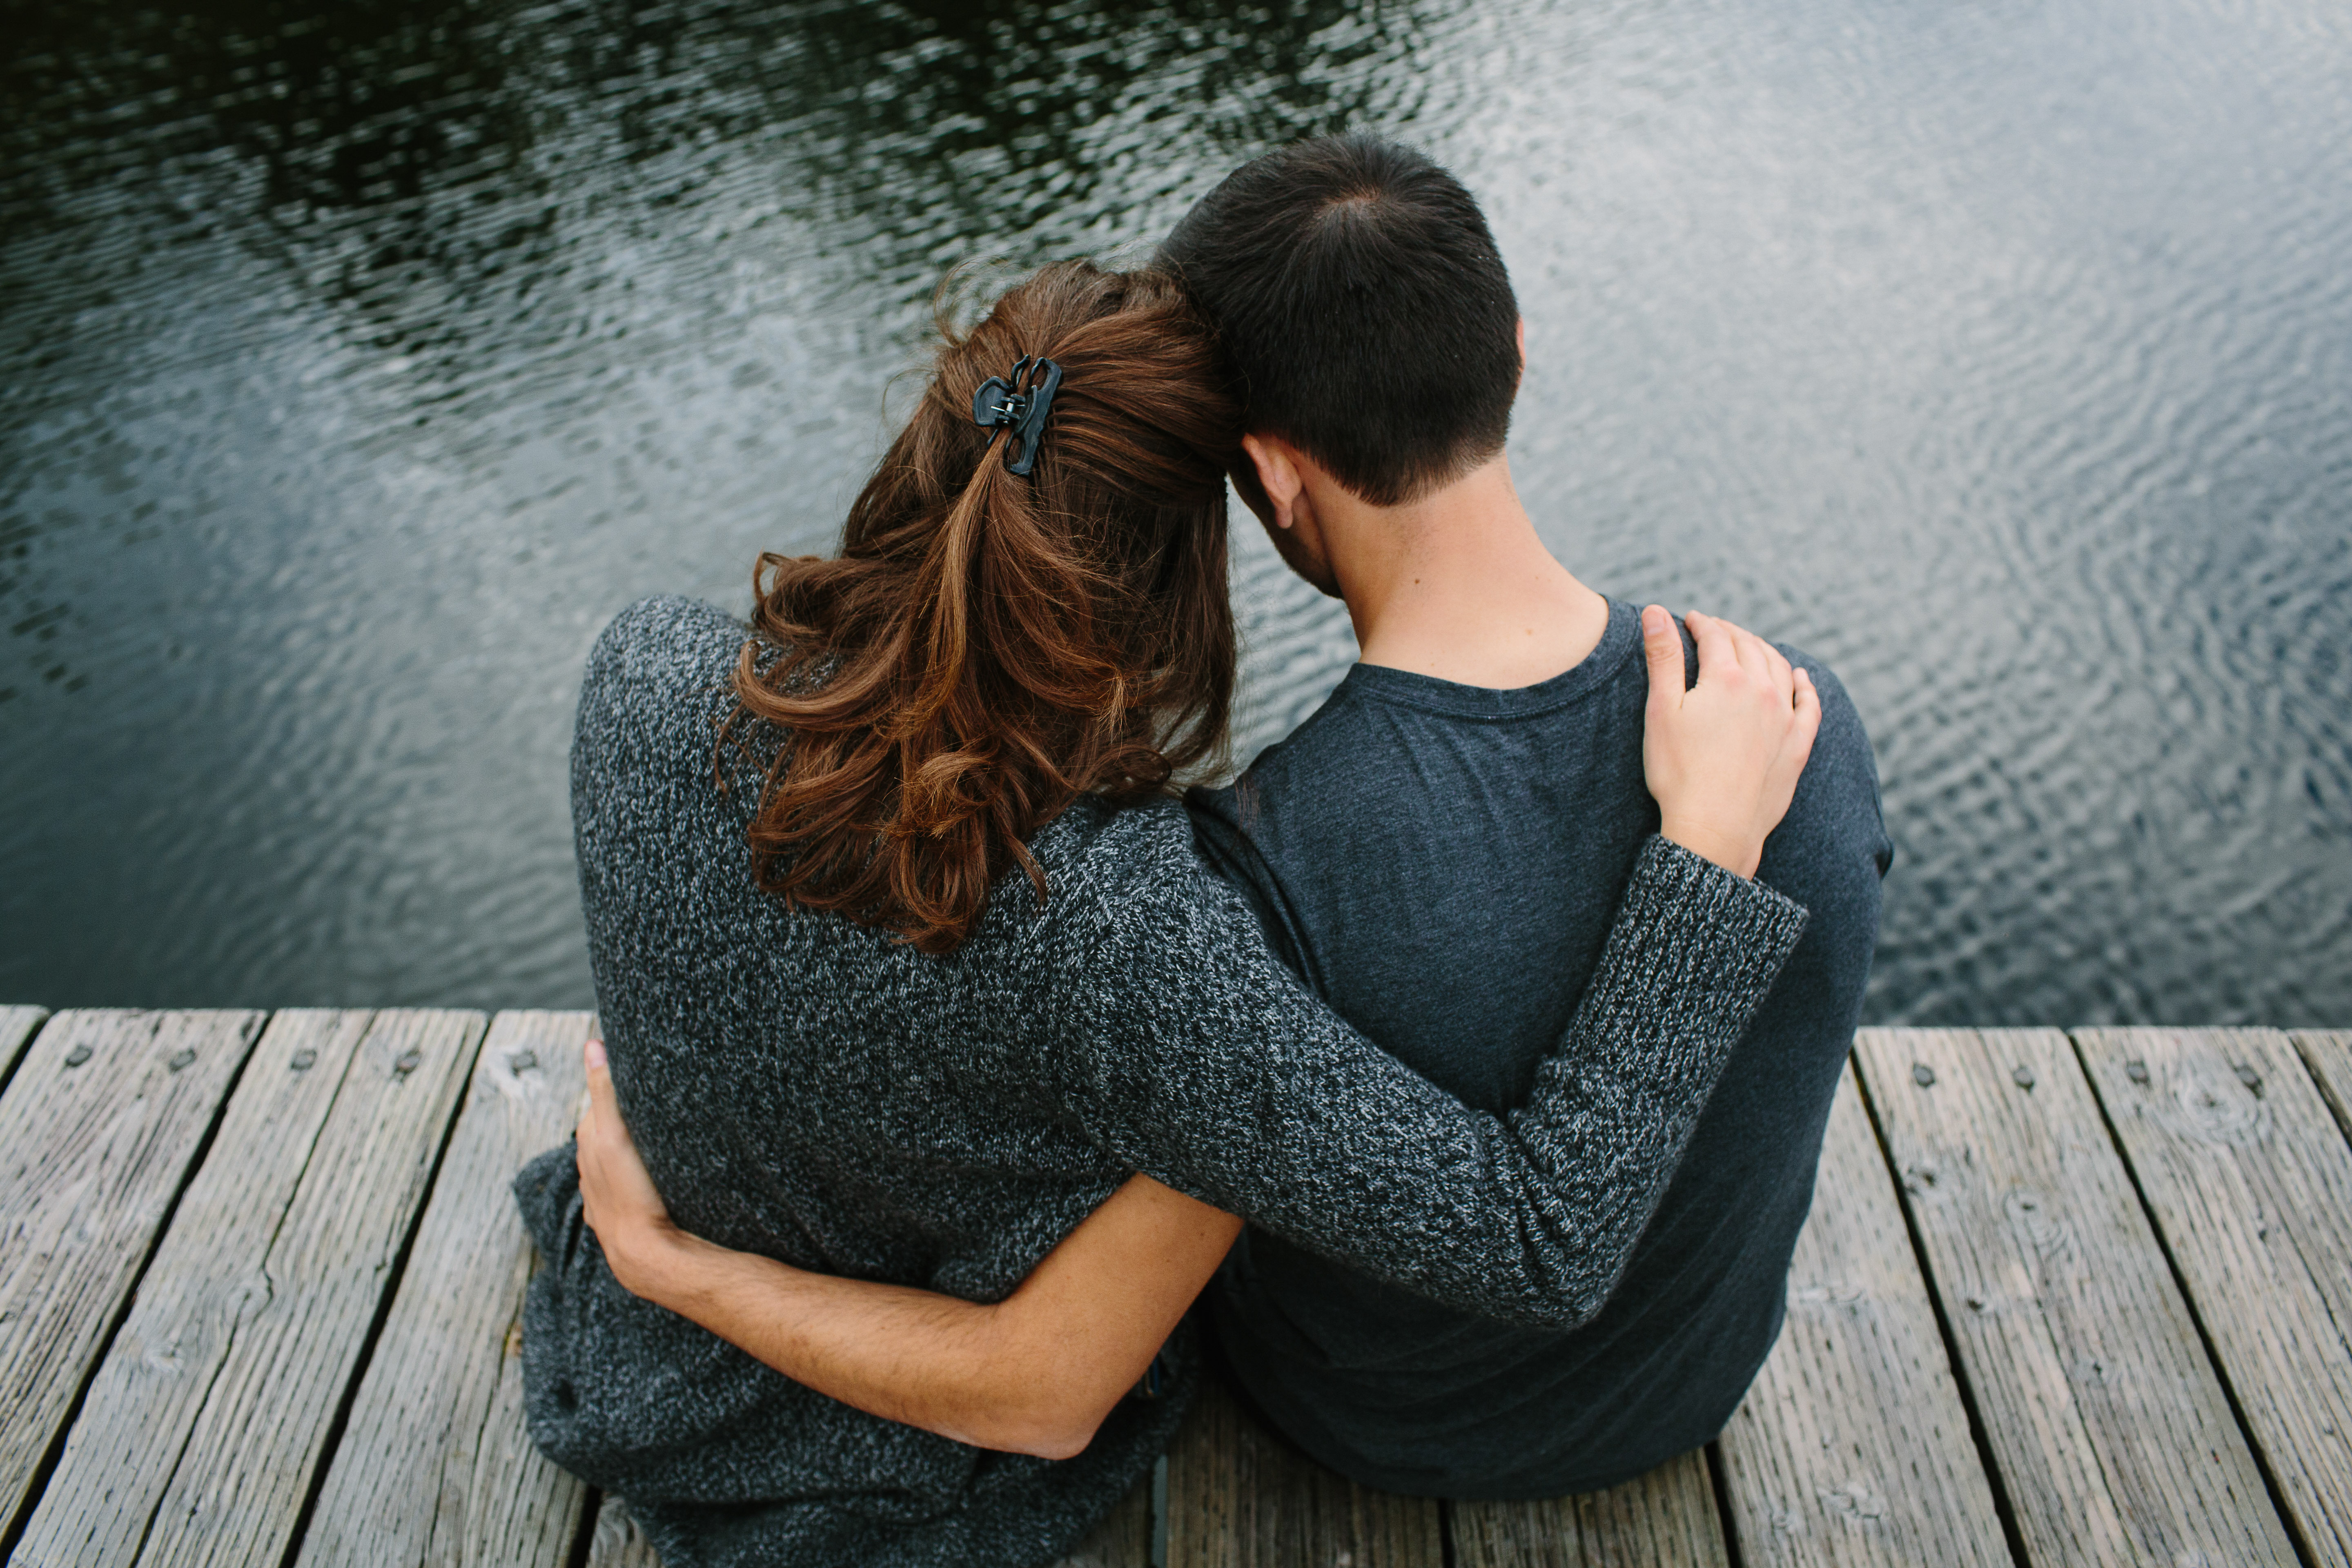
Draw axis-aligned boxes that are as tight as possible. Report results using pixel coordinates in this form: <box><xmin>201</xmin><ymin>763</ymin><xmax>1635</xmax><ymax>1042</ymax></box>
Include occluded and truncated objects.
<box><xmin>1</xmin><ymin>1010</ymin><xmax>2348</xmax><ymax>1566</ymax></box>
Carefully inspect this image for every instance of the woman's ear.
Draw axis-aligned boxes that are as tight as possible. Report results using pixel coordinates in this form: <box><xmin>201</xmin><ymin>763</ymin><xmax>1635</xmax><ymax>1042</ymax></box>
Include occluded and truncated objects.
<box><xmin>1240</xmin><ymin>433</ymin><xmax>1304</xmax><ymax>530</ymax></box>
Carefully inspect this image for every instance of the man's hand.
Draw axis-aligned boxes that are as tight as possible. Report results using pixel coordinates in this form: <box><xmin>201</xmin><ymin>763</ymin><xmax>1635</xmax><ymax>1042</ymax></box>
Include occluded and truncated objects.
<box><xmin>577</xmin><ymin>1038</ymin><xmax>683</xmax><ymax>1298</ymax></box>
<box><xmin>1640</xmin><ymin>606</ymin><xmax>1820</xmax><ymax>879</ymax></box>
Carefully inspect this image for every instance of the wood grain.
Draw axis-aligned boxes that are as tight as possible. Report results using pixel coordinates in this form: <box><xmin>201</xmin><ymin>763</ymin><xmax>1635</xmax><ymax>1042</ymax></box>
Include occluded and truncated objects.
<box><xmin>1450</xmin><ymin>1447</ymin><xmax>1729</xmax><ymax>1568</ymax></box>
<box><xmin>1166</xmin><ymin>1372</ymin><xmax>1443</xmax><ymax>1568</ymax></box>
<box><xmin>295</xmin><ymin>1010</ymin><xmax>597</xmax><ymax>1568</ymax></box>
<box><xmin>0</xmin><ymin>1009</ymin><xmax>266</xmax><ymax>1542</ymax></box>
<box><xmin>17</xmin><ymin>1011</ymin><xmax>376</xmax><ymax>1564</ymax></box>
<box><xmin>136</xmin><ymin>1008</ymin><xmax>485</xmax><ymax>1568</ymax></box>
<box><xmin>1055</xmin><ymin>1473</ymin><xmax>1152</xmax><ymax>1568</ymax></box>
<box><xmin>1714</xmin><ymin>1059</ymin><xmax>2010</xmax><ymax>1568</ymax></box>
<box><xmin>2294</xmin><ymin>1031</ymin><xmax>2352</xmax><ymax>1148</ymax></box>
<box><xmin>2076</xmin><ymin>1027</ymin><xmax>2352</xmax><ymax>1568</ymax></box>
<box><xmin>1853</xmin><ymin>1027</ymin><xmax>2294</xmax><ymax>1564</ymax></box>
<box><xmin>584</xmin><ymin>1497</ymin><xmax>663</xmax><ymax>1568</ymax></box>
<box><xmin>0</xmin><ymin>1005</ymin><xmax>48</xmax><ymax>1097</ymax></box>
<box><xmin>18</xmin><ymin>1009</ymin><xmax>483</xmax><ymax>1566</ymax></box>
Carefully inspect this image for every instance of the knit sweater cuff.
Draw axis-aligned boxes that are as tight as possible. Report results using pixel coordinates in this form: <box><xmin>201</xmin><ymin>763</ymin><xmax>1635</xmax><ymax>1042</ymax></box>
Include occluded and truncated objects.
<box><xmin>1570</xmin><ymin>835</ymin><xmax>1811</xmax><ymax>1091</ymax></box>
<box><xmin>1626</xmin><ymin>833</ymin><xmax>1809</xmax><ymax>988</ymax></box>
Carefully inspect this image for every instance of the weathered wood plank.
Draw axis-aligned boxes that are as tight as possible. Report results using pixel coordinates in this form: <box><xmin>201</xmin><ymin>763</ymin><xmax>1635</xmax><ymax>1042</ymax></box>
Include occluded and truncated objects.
<box><xmin>296</xmin><ymin>1011</ymin><xmax>596</xmax><ymax>1568</ymax></box>
<box><xmin>584</xmin><ymin>1497</ymin><xmax>662</xmax><ymax>1568</ymax></box>
<box><xmin>1055</xmin><ymin>1473</ymin><xmax>1151</xmax><ymax>1568</ymax></box>
<box><xmin>1167</xmin><ymin>1372</ymin><xmax>1443</xmax><ymax>1568</ymax></box>
<box><xmin>136</xmin><ymin>1008</ymin><xmax>486</xmax><ymax>1568</ymax></box>
<box><xmin>0</xmin><ymin>1005</ymin><xmax>49</xmax><ymax>1098</ymax></box>
<box><xmin>0</xmin><ymin>1009</ymin><xmax>266</xmax><ymax>1543</ymax></box>
<box><xmin>579</xmin><ymin>1474</ymin><xmax>1150</xmax><ymax>1568</ymax></box>
<box><xmin>1450</xmin><ymin>1447</ymin><xmax>1729</xmax><ymax>1568</ymax></box>
<box><xmin>17</xmin><ymin>1011</ymin><xmax>377</xmax><ymax>1564</ymax></box>
<box><xmin>20</xmin><ymin>1009</ymin><xmax>484</xmax><ymax>1566</ymax></box>
<box><xmin>2294</xmin><ymin>1031</ymin><xmax>2352</xmax><ymax>1148</ymax></box>
<box><xmin>2076</xmin><ymin>1027</ymin><xmax>2352</xmax><ymax>1568</ymax></box>
<box><xmin>1853</xmin><ymin>1027</ymin><xmax>2294</xmax><ymax>1565</ymax></box>
<box><xmin>1714</xmin><ymin>1058</ymin><xmax>2009</xmax><ymax>1568</ymax></box>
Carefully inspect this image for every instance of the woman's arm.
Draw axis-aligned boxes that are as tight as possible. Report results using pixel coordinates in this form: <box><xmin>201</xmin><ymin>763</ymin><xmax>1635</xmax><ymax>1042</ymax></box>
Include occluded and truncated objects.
<box><xmin>577</xmin><ymin>1038</ymin><xmax>1240</xmax><ymax>1459</ymax></box>
<box><xmin>1053</xmin><ymin>607</ymin><xmax>1816</xmax><ymax>1329</ymax></box>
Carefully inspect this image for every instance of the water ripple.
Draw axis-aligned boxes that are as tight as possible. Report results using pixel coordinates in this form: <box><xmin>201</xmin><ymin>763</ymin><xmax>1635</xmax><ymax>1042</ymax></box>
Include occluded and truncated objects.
<box><xmin>2</xmin><ymin>0</ymin><xmax>2347</xmax><ymax>1025</ymax></box>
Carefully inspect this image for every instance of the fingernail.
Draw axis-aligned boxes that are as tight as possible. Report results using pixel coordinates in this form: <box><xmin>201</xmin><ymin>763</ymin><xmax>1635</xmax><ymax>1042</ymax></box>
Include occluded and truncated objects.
<box><xmin>1642</xmin><ymin>606</ymin><xmax>1667</xmax><ymax>637</ymax></box>
<box><xmin>585</xmin><ymin>1038</ymin><xmax>607</xmax><ymax>1071</ymax></box>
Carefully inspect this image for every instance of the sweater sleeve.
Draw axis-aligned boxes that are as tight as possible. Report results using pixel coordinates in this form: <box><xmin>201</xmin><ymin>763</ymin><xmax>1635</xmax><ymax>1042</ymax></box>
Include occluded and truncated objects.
<box><xmin>1052</xmin><ymin>831</ymin><xmax>1808</xmax><ymax>1330</ymax></box>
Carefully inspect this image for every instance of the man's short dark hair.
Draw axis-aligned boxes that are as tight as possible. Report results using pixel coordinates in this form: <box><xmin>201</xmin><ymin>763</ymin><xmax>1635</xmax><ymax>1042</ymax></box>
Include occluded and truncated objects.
<box><xmin>1159</xmin><ymin>135</ymin><xmax>1519</xmax><ymax>508</ymax></box>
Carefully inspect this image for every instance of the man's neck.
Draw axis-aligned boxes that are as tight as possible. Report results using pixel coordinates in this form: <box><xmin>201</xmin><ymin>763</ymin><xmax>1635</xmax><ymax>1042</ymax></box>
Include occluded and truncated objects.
<box><xmin>1323</xmin><ymin>457</ymin><xmax>1609</xmax><ymax>690</ymax></box>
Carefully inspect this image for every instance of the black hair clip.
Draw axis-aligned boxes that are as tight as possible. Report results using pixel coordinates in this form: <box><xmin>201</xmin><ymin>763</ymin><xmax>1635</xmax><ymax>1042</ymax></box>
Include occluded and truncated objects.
<box><xmin>970</xmin><ymin>355</ymin><xmax>1063</xmax><ymax>477</ymax></box>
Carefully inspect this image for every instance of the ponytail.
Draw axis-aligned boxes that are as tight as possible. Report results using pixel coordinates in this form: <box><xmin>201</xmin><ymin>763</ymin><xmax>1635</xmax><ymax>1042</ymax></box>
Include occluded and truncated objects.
<box><xmin>727</xmin><ymin>261</ymin><xmax>1238</xmax><ymax>953</ymax></box>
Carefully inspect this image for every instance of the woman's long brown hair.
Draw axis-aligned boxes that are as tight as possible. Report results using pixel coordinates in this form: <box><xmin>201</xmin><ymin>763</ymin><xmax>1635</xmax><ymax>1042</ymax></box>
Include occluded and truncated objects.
<box><xmin>728</xmin><ymin>261</ymin><xmax>1240</xmax><ymax>953</ymax></box>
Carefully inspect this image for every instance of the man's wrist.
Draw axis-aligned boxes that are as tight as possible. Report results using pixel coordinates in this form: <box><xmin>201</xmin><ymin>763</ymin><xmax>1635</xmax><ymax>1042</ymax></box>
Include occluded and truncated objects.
<box><xmin>1657</xmin><ymin>815</ymin><xmax>1761</xmax><ymax>880</ymax></box>
<box><xmin>601</xmin><ymin>1215</ymin><xmax>700</xmax><ymax>1305</ymax></box>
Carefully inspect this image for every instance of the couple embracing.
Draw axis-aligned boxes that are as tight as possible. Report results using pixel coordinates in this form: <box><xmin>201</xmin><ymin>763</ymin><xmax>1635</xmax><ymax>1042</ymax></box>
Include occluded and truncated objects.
<box><xmin>516</xmin><ymin>136</ymin><xmax>1891</xmax><ymax>1568</ymax></box>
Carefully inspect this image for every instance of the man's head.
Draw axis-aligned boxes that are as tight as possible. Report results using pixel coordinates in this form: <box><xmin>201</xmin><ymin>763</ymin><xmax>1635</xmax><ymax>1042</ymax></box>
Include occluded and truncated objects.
<box><xmin>1159</xmin><ymin>135</ymin><xmax>1521</xmax><ymax>511</ymax></box>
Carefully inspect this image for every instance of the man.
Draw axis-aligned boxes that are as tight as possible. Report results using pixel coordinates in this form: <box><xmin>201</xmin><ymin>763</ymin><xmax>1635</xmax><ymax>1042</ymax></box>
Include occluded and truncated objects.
<box><xmin>568</xmin><ymin>135</ymin><xmax>1885</xmax><ymax>1507</ymax></box>
<box><xmin>1161</xmin><ymin>135</ymin><xmax>1889</xmax><ymax>1495</ymax></box>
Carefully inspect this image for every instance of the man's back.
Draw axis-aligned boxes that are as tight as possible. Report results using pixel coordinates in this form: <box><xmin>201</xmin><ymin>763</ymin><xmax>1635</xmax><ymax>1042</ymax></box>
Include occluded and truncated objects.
<box><xmin>1188</xmin><ymin>598</ymin><xmax>1890</xmax><ymax>1498</ymax></box>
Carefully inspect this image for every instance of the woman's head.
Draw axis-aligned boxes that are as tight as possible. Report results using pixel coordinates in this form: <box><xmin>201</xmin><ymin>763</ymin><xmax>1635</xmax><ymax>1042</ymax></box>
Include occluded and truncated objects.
<box><xmin>733</xmin><ymin>261</ymin><xmax>1241</xmax><ymax>953</ymax></box>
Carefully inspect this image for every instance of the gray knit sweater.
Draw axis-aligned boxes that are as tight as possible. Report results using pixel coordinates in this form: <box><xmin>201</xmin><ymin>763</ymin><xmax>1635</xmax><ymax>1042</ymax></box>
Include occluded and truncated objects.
<box><xmin>516</xmin><ymin>596</ymin><xmax>1808</xmax><ymax>1568</ymax></box>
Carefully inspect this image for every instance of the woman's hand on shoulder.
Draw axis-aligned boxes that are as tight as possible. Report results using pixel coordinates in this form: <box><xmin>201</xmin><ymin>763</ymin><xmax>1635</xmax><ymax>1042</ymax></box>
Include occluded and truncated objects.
<box><xmin>1639</xmin><ymin>606</ymin><xmax>1820</xmax><ymax>879</ymax></box>
<box><xmin>577</xmin><ymin>1038</ymin><xmax>688</xmax><ymax>1300</ymax></box>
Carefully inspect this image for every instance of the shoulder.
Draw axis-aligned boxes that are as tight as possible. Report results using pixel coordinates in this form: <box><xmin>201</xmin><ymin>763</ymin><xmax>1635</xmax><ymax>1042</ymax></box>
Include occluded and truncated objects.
<box><xmin>1029</xmin><ymin>797</ymin><xmax>1272</xmax><ymax>969</ymax></box>
<box><xmin>1772</xmin><ymin>646</ymin><xmax>1881</xmax><ymax>811</ymax></box>
<box><xmin>1036</xmin><ymin>795</ymin><xmax>1203</xmax><ymax>922</ymax></box>
<box><xmin>570</xmin><ymin>597</ymin><xmax>759</xmax><ymax>831</ymax></box>
<box><xmin>1758</xmin><ymin>643</ymin><xmax>1894</xmax><ymax>899</ymax></box>
<box><xmin>583</xmin><ymin>596</ymin><xmax>746</xmax><ymax>714</ymax></box>
<box><xmin>577</xmin><ymin>597</ymin><xmax>745</xmax><ymax>748</ymax></box>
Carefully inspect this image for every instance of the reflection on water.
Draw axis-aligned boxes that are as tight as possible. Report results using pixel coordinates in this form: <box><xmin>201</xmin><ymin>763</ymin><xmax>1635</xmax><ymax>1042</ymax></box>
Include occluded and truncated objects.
<box><xmin>3</xmin><ymin>0</ymin><xmax>2348</xmax><ymax>1023</ymax></box>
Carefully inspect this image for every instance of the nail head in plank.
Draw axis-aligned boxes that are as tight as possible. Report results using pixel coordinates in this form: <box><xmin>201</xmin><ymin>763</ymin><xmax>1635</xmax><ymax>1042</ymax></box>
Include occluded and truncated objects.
<box><xmin>296</xmin><ymin>1011</ymin><xmax>597</xmax><ymax>1568</ymax></box>
<box><xmin>1715</xmin><ymin>1059</ymin><xmax>2010</xmax><ymax>1568</ymax></box>
<box><xmin>1855</xmin><ymin>1027</ymin><xmax>2295</xmax><ymax>1566</ymax></box>
<box><xmin>0</xmin><ymin>1006</ymin><xmax>49</xmax><ymax>1098</ymax></box>
<box><xmin>1450</xmin><ymin>1446</ymin><xmax>1729</xmax><ymax>1567</ymax></box>
<box><xmin>0</xmin><ymin>1008</ymin><xmax>266</xmax><ymax>1541</ymax></box>
<box><xmin>16</xmin><ymin>1011</ymin><xmax>380</xmax><ymax>1564</ymax></box>
<box><xmin>2075</xmin><ymin>1027</ymin><xmax>2352</xmax><ymax>1568</ymax></box>
<box><xmin>1166</xmin><ymin>1371</ymin><xmax>1443</xmax><ymax>1568</ymax></box>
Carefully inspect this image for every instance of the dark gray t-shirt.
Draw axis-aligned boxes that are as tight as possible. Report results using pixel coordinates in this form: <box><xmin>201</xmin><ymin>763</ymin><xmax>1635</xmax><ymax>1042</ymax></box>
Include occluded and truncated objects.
<box><xmin>1188</xmin><ymin>598</ymin><xmax>1891</xmax><ymax>1498</ymax></box>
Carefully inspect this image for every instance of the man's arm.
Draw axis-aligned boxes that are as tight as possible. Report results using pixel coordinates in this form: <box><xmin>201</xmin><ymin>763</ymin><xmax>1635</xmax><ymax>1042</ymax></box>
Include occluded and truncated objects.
<box><xmin>576</xmin><ymin>1039</ymin><xmax>1241</xmax><ymax>1460</ymax></box>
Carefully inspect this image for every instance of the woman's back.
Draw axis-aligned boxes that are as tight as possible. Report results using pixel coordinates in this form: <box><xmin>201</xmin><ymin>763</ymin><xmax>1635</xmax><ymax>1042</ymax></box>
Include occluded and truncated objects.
<box><xmin>525</xmin><ymin>594</ymin><xmax>1203</xmax><ymax>1566</ymax></box>
<box><xmin>573</xmin><ymin>593</ymin><xmax>1165</xmax><ymax>1300</ymax></box>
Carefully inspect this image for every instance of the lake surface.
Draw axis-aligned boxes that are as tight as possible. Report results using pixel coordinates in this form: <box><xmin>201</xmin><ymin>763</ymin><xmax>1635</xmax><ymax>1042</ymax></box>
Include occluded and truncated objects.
<box><xmin>4</xmin><ymin>0</ymin><xmax>2348</xmax><ymax>1024</ymax></box>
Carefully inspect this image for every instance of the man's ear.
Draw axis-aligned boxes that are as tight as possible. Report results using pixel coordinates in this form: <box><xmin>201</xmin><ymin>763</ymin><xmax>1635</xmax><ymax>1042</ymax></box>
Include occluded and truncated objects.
<box><xmin>1515</xmin><ymin>318</ymin><xmax>1526</xmax><ymax>391</ymax></box>
<box><xmin>1240</xmin><ymin>433</ymin><xmax>1303</xmax><ymax>530</ymax></box>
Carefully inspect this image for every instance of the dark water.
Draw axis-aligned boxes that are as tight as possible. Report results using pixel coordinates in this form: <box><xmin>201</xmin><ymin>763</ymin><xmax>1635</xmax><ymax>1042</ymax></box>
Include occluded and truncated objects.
<box><xmin>4</xmin><ymin>0</ymin><xmax>2348</xmax><ymax>1024</ymax></box>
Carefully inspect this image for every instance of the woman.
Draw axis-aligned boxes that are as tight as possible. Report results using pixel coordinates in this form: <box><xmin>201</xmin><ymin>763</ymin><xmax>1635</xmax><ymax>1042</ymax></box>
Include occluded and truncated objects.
<box><xmin>518</xmin><ymin>260</ymin><xmax>1817</xmax><ymax>1568</ymax></box>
